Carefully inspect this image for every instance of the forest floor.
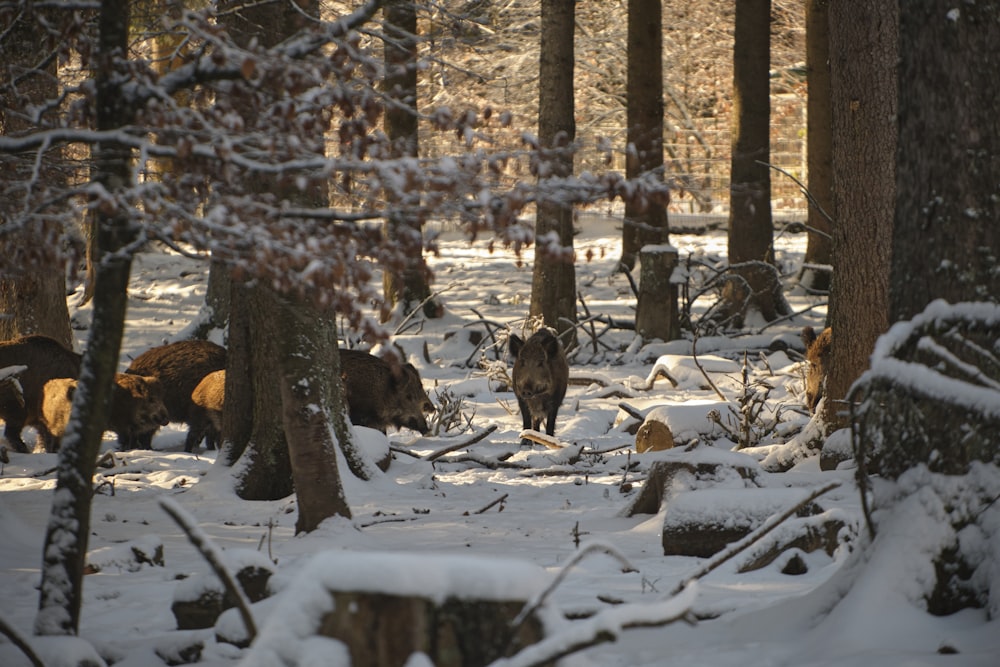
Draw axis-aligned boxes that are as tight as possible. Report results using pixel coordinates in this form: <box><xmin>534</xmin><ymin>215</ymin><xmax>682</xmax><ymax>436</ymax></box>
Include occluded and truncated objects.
<box><xmin>2</xmin><ymin>211</ymin><xmax>997</xmax><ymax>666</ymax></box>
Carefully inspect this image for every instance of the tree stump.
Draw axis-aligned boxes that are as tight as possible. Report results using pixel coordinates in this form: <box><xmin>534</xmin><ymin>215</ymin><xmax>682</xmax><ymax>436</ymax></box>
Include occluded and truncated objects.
<box><xmin>635</xmin><ymin>419</ymin><xmax>674</xmax><ymax>453</ymax></box>
<box><xmin>852</xmin><ymin>302</ymin><xmax>1000</xmax><ymax>479</ymax></box>
<box><xmin>623</xmin><ymin>452</ymin><xmax>760</xmax><ymax>517</ymax></box>
<box><xmin>662</xmin><ymin>488</ymin><xmax>824</xmax><ymax>558</ymax></box>
<box><xmin>712</xmin><ymin>261</ymin><xmax>792</xmax><ymax>328</ymax></box>
<box><xmin>636</xmin><ymin>245</ymin><xmax>680</xmax><ymax>342</ymax></box>
<box><xmin>244</xmin><ymin>551</ymin><xmax>552</xmax><ymax>667</ymax></box>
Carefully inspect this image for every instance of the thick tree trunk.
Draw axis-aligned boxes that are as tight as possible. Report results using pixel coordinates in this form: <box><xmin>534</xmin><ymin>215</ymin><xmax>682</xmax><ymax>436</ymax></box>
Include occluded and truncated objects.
<box><xmin>215</xmin><ymin>0</ymin><xmax>355</xmax><ymax>520</ymax></box>
<box><xmin>802</xmin><ymin>0</ymin><xmax>833</xmax><ymax>293</ymax></box>
<box><xmin>620</xmin><ymin>0</ymin><xmax>669</xmax><ymax>272</ymax></box>
<box><xmin>229</xmin><ymin>283</ymin><xmax>294</xmax><ymax>501</ymax></box>
<box><xmin>276</xmin><ymin>297</ymin><xmax>351</xmax><ymax>532</ymax></box>
<box><xmin>824</xmin><ymin>0</ymin><xmax>897</xmax><ymax>428</ymax></box>
<box><xmin>889</xmin><ymin>0</ymin><xmax>1000</xmax><ymax>322</ymax></box>
<box><xmin>0</xmin><ymin>6</ymin><xmax>72</xmax><ymax>347</ymax></box>
<box><xmin>530</xmin><ymin>0</ymin><xmax>577</xmax><ymax>347</ymax></box>
<box><xmin>727</xmin><ymin>0</ymin><xmax>774</xmax><ymax>268</ymax></box>
<box><xmin>35</xmin><ymin>0</ymin><xmax>133</xmax><ymax>636</ymax></box>
<box><xmin>382</xmin><ymin>0</ymin><xmax>437</xmax><ymax>321</ymax></box>
<box><xmin>0</xmin><ymin>276</ymin><xmax>72</xmax><ymax>347</ymax></box>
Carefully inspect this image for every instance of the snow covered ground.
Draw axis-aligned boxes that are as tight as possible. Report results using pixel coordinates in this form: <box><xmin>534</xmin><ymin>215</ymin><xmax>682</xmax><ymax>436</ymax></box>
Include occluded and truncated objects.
<box><xmin>1</xmin><ymin>213</ymin><xmax>998</xmax><ymax>666</ymax></box>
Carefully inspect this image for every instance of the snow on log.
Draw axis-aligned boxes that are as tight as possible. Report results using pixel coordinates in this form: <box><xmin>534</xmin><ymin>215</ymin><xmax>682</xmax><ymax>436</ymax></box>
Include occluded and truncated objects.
<box><xmin>851</xmin><ymin>300</ymin><xmax>1000</xmax><ymax>478</ymax></box>
<box><xmin>241</xmin><ymin>551</ymin><xmax>554</xmax><ymax>667</ymax></box>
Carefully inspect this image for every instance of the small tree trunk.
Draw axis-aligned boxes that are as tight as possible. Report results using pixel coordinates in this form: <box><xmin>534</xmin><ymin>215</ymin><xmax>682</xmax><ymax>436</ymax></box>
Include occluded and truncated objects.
<box><xmin>635</xmin><ymin>246</ymin><xmax>680</xmax><ymax>342</ymax></box>
<box><xmin>802</xmin><ymin>0</ymin><xmax>834</xmax><ymax>292</ymax></box>
<box><xmin>35</xmin><ymin>0</ymin><xmax>133</xmax><ymax>635</ymax></box>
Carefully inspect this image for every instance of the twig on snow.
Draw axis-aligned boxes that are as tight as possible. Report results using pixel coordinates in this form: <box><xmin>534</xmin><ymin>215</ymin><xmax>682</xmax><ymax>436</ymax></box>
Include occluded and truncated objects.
<box><xmin>511</xmin><ymin>540</ymin><xmax>638</xmax><ymax>629</ymax></box>
<box><xmin>159</xmin><ymin>496</ymin><xmax>258</xmax><ymax>642</ymax></box>
<box><xmin>423</xmin><ymin>424</ymin><xmax>498</xmax><ymax>461</ymax></box>
<box><xmin>691</xmin><ymin>333</ymin><xmax>727</xmax><ymax>401</ymax></box>
<box><xmin>0</xmin><ymin>612</ymin><xmax>45</xmax><ymax>667</ymax></box>
<box><xmin>470</xmin><ymin>492</ymin><xmax>509</xmax><ymax>515</ymax></box>
<box><xmin>666</xmin><ymin>480</ymin><xmax>842</xmax><ymax>598</ymax></box>
<box><xmin>488</xmin><ymin>586</ymin><xmax>697</xmax><ymax>667</ymax></box>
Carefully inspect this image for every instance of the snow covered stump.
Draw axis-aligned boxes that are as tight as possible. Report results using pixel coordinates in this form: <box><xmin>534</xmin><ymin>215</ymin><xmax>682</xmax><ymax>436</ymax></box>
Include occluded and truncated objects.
<box><xmin>243</xmin><ymin>551</ymin><xmax>554</xmax><ymax>667</ymax></box>
<box><xmin>850</xmin><ymin>301</ymin><xmax>1000</xmax><ymax>479</ymax></box>
<box><xmin>635</xmin><ymin>245</ymin><xmax>680</xmax><ymax>342</ymax></box>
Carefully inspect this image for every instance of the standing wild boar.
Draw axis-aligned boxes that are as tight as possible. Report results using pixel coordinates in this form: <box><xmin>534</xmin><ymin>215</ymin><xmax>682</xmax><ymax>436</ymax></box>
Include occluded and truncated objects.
<box><xmin>190</xmin><ymin>369</ymin><xmax>225</xmax><ymax>451</ymax></box>
<box><xmin>39</xmin><ymin>374</ymin><xmax>170</xmax><ymax>452</ymax></box>
<box><xmin>0</xmin><ymin>335</ymin><xmax>82</xmax><ymax>453</ymax></box>
<box><xmin>339</xmin><ymin>349</ymin><xmax>435</xmax><ymax>434</ymax></box>
<box><xmin>510</xmin><ymin>328</ymin><xmax>569</xmax><ymax>439</ymax></box>
<box><xmin>801</xmin><ymin>326</ymin><xmax>832</xmax><ymax>413</ymax></box>
<box><xmin>124</xmin><ymin>339</ymin><xmax>227</xmax><ymax>450</ymax></box>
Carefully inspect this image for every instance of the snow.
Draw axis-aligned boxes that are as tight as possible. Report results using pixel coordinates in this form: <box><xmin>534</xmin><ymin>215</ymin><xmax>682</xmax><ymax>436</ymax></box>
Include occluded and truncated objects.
<box><xmin>1</xmin><ymin>214</ymin><xmax>999</xmax><ymax>666</ymax></box>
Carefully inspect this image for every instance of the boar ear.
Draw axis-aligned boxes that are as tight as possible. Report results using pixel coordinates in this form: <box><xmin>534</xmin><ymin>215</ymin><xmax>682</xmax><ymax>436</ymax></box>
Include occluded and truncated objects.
<box><xmin>509</xmin><ymin>334</ymin><xmax>523</xmax><ymax>358</ymax></box>
<box><xmin>542</xmin><ymin>333</ymin><xmax>562</xmax><ymax>357</ymax></box>
<box><xmin>800</xmin><ymin>326</ymin><xmax>817</xmax><ymax>348</ymax></box>
<box><xmin>64</xmin><ymin>382</ymin><xmax>76</xmax><ymax>401</ymax></box>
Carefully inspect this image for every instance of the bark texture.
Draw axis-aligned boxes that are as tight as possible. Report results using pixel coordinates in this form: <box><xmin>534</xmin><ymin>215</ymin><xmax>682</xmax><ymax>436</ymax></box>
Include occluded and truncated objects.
<box><xmin>802</xmin><ymin>0</ymin><xmax>833</xmax><ymax>292</ymax></box>
<box><xmin>727</xmin><ymin>0</ymin><xmax>774</xmax><ymax>268</ymax></box>
<box><xmin>889</xmin><ymin>0</ymin><xmax>1000</xmax><ymax>321</ymax></box>
<box><xmin>620</xmin><ymin>0</ymin><xmax>669</xmax><ymax>271</ymax></box>
<box><xmin>35</xmin><ymin>0</ymin><xmax>134</xmax><ymax>636</ymax></box>
<box><xmin>530</xmin><ymin>0</ymin><xmax>577</xmax><ymax>346</ymax></box>
<box><xmin>824</xmin><ymin>0</ymin><xmax>897</xmax><ymax>428</ymax></box>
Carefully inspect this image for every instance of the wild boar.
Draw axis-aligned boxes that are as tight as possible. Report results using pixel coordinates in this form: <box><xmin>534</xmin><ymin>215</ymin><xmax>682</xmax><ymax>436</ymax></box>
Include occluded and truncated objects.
<box><xmin>801</xmin><ymin>326</ymin><xmax>832</xmax><ymax>413</ymax></box>
<box><xmin>0</xmin><ymin>335</ymin><xmax>82</xmax><ymax>453</ymax></box>
<box><xmin>124</xmin><ymin>339</ymin><xmax>227</xmax><ymax>450</ymax></box>
<box><xmin>339</xmin><ymin>349</ymin><xmax>435</xmax><ymax>434</ymax></box>
<box><xmin>189</xmin><ymin>369</ymin><xmax>225</xmax><ymax>451</ymax></box>
<box><xmin>510</xmin><ymin>328</ymin><xmax>569</xmax><ymax>438</ymax></box>
<box><xmin>39</xmin><ymin>374</ymin><xmax>170</xmax><ymax>452</ymax></box>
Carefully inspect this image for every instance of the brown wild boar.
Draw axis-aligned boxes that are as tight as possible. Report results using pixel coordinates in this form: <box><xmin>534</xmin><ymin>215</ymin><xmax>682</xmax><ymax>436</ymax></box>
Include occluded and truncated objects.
<box><xmin>339</xmin><ymin>349</ymin><xmax>435</xmax><ymax>434</ymax></box>
<box><xmin>190</xmin><ymin>369</ymin><xmax>225</xmax><ymax>451</ymax></box>
<box><xmin>510</xmin><ymin>328</ymin><xmax>569</xmax><ymax>439</ymax></box>
<box><xmin>0</xmin><ymin>335</ymin><xmax>82</xmax><ymax>453</ymax></box>
<box><xmin>124</xmin><ymin>339</ymin><xmax>227</xmax><ymax>450</ymax></box>
<box><xmin>801</xmin><ymin>326</ymin><xmax>832</xmax><ymax>413</ymax></box>
<box><xmin>39</xmin><ymin>374</ymin><xmax>170</xmax><ymax>452</ymax></box>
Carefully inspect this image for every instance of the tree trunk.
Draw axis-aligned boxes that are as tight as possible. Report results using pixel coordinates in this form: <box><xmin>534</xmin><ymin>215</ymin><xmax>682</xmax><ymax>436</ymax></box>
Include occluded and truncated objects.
<box><xmin>823</xmin><ymin>0</ymin><xmax>897</xmax><ymax>428</ymax></box>
<box><xmin>530</xmin><ymin>0</ymin><xmax>577</xmax><ymax>347</ymax></box>
<box><xmin>889</xmin><ymin>0</ymin><xmax>1000</xmax><ymax>322</ymax></box>
<box><xmin>228</xmin><ymin>283</ymin><xmax>294</xmax><ymax>501</ymax></box>
<box><xmin>382</xmin><ymin>0</ymin><xmax>438</xmax><ymax>321</ymax></box>
<box><xmin>620</xmin><ymin>0</ymin><xmax>670</xmax><ymax>272</ymax></box>
<box><xmin>727</xmin><ymin>0</ymin><xmax>774</xmax><ymax>267</ymax></box>
<box><xmin>35</xmin><ymin>0</ymin><xmax>134</xmax><ymax>635</ymax></box>
<box><xmin>276</xmin><ymin>296</ymin><xmax>351</xmax><ymax>532</ymax></box>
<box><xmin>204</xmin><ymin>259</ymin><xmax>231</xmax><ymax>331</ymax></box>
<box><xmin>0</xmin><ymin>5</ymin><xmax>72</xmax><ymax>347</ymax></box>
<box><xmin>215</xmin><ymin>0</ymin><xmax>356</xmax><ymax>523</ymax></box>
<box><xmin>802</xmin><ymin>0</ymin><xmax>833</xmax><ymax>293</ymax></box>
